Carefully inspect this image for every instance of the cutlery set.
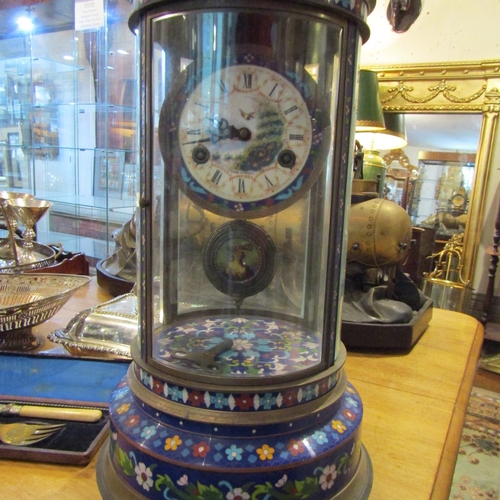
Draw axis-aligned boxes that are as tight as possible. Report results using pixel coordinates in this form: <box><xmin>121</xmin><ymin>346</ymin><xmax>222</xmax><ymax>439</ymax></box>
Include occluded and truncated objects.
<box><xmin>0</xmin><ymin>422</ymin><xmax>65</xmax><ymax>446</ymax></box>
<box><xmin>0</xmin><ymin>403</ymin><xmax>103</xmax><ymax>446</ymax></box>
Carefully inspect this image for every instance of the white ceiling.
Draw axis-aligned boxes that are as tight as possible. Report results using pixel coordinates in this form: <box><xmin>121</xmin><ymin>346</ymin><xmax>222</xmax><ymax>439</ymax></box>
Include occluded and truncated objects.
<box><xmin>361</xmin><ymin>0</ymin><xmax>500</xmax><ymax>66</ymax></box>
<box><xmin>0</xmin><ymin>0</ymin><xmax>74</xmax><ymax>40</ymax></box>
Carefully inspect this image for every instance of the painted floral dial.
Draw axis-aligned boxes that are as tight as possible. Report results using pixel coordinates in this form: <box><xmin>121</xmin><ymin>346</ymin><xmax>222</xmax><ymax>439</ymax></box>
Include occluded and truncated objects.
<box><xmin>159</xmin><ymin>55</ymin><xmax>327</xmax><ymax>218</ymax></box>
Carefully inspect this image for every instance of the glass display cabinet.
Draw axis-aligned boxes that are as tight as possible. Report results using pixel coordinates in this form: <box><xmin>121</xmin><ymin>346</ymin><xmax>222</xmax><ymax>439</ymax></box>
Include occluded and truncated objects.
<box><xmin>409</xmin><ymin>151</ymin><xmax>476</xmax><ymax>244</ymax></box>
<box><xmin>0</xmin><ymin>0</ymin><xmax>137</xmax><ymax>264</ymax></box>
<box><xmin>97</xmin><ymin>1</ymin><xmax>376</xmax><ymax>499</ymax></box>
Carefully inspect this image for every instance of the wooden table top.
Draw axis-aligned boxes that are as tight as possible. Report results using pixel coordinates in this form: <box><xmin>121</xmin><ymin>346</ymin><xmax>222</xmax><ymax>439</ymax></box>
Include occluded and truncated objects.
<box><xmin>0</xmin><ymin>279</ymin><xmax>483</xmax><ymax>500</ymax></box>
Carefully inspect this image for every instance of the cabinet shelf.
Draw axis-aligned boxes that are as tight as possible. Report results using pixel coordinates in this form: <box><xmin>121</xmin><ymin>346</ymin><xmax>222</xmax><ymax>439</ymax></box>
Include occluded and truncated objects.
<box><xmin>0</xmin><ymin>1</ymin><xmax>137</xmax><ymax>262</ymax></box>
<box><xmin>0</xmin><ymin>56</ymin><xmax>82</xmax><ymax>78</ymax></box>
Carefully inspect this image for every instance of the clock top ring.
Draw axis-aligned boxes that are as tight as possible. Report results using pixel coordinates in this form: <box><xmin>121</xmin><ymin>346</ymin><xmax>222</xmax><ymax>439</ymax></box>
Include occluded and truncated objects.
<box><xmin>159</xmin><ymin>52</ymin><xmax>330</xmax><ymax>219</ymax></box>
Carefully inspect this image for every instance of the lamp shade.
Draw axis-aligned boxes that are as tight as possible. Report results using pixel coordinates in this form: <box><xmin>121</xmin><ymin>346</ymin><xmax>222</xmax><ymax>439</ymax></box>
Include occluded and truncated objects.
<box><xmin>356</xmin><ymin>69</ymin><xmax>385</xmax><ymax>132</ymax></box>
<box><xmin>356</xmin><ymin>112</ymin><xmax>408</xmax><ymax>150</ymax></box>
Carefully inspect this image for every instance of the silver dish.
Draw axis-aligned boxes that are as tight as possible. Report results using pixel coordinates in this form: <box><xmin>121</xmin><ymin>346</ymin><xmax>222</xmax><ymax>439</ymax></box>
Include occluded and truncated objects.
<box><xmin>0</xmin><ymin>239</ymin><xmax>57</xmax><ymax>273</ymax></box>
<box><xmin>0</xmin><ymin>274</ymin><xmax>91</xmax><ymax>351</ymax></box>
<box><xmin>48</xmin><ymin>292</ymin><xmax>137</xmax><ymax>359</ymax></box>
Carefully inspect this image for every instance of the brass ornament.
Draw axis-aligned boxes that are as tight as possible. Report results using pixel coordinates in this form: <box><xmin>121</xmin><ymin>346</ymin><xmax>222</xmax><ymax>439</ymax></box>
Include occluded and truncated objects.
<box><xmin>347</xmin><ymin>198</ymin><xmax>412</xmax><ymax>268</ymax></box>
<box><xmin>380</xmin><ymin>80</ymin><xmax>487</xmax><ymax>107</ymax></box>
<box><xmin>383</xmin><ymin>148</ymin><xmax>416</xmax><ymax>171</ymax></box>
<box><xmin>367</xmin><ymin>60</ymin><xmax>500</xmax><ymax>113</ymax></box>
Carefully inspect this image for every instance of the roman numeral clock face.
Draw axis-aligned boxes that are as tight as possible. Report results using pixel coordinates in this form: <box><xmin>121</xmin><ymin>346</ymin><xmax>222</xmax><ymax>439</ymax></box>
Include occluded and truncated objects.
<box><xmin>160</xmin><ymin>57</ymin><xmax>327</xmax><ymax>219</ymax></box>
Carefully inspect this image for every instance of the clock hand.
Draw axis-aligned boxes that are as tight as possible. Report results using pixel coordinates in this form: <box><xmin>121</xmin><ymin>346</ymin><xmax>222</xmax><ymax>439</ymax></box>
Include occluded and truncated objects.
<box><xmin>217</xmin><ymin>124</ymin><xmax>251</xmax><ymax>141</ymax></box>
<box><xmin>182</xmin><ymin>132</ymin><xmax>227</xmax><ymax>145</ymax></box>
<box><xmin>233</xmin><ymin>126</ymin><xmax>251</xmax><ymax>141</ymax></box>
<box><xmin>202</xmin><ymin>117</ymin><xmax>232</xmax><ymax>142</ymax></box>
<box><xmin>182</xmin><ymin>137</ymin><xmax>214</xmax><ymax>145</ymax></box>
<box><xmin>214</xmin><ymin>118</ymin><xmax>251</xmax><ymax>141</ymax></box>
<box><xmin>206</xmin><ymin>117</ymin><xmax>252</xmax><ymax>141</ymax></box>
<box><xmin>206</xmin><ymin>116</ymin><xmax>228</xmax><ymax>129</ymax></box>
<box><xmin>182</xmin><ymin>126</ymin><xmax>251</xmax><ymax>146</ymax></box>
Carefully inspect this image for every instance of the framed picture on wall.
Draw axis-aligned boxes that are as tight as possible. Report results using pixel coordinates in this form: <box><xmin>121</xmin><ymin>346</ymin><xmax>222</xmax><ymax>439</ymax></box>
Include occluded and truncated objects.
<box><xmin>122</xmin><ymin>162</ymin><xmax>137</xmax><ymax>200</ymax></box>
<box><xmin>93</xmin><ymin>150</ymin><xmax>126</xmax><ymax>198</ymax></box>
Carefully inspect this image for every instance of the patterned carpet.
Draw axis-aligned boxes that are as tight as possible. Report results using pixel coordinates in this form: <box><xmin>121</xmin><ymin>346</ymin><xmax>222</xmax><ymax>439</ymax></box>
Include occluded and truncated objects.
<box><xmin>449</xmin><ymin>387</ymin><xmax>500</xmax><ymax>499</ymax></box>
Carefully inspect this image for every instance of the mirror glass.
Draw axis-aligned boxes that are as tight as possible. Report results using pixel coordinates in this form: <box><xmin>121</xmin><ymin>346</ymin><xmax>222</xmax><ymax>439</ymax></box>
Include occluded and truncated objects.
<box><xmin>382</xmin><ymin>113</ymin><xmax>482</xmax><ymax>242</ymax></box>
<box><xmin>404</xmin><ymin>114</ymin><xmax>482</xmax><ymax>151</ymax></box>
<box><xmin>365</xmin><ymin>60</ymin><xmax>500</xmax><ymax>289</ymax></box>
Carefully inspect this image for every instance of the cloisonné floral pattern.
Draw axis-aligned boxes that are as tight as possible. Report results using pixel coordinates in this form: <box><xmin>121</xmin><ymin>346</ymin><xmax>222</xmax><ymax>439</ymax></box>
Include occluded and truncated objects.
<box><xmin>139</xmin><ymin>315</ymin><xmax>343</xmax><ymax>413</ymax></box>
<box><xmin>133</xmin><ymin>362</ymin><xmax>340</xmax><ymax>413</ymax></box>
<box><xmin>112</xmin><ymin>438</ymin><xmax>361</xmax><ymax>500</ymax></box>
<box><xmin>108</xmin><ymin>379</ymin><xmax>364</xmax><ymax>500</ymax></box>
<box><xmin>153</xmin><ymin>316</ymin><xmax>321</xmax><ymax>376</ymax></box>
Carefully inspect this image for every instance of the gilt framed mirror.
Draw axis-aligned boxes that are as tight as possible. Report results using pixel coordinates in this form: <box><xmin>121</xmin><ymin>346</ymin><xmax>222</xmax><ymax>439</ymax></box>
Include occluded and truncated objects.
<box><xmin>363</xmin><ymin>59</ymin><xmax>500</xmax><ymax>285</ymax></box>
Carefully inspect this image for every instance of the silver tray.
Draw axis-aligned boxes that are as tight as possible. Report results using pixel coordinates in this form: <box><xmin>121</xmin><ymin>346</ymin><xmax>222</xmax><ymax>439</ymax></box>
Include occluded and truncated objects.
<box><xmin>0</xmin><ymin>274</ymin><xmax>91</xmax><ymax>351</ymax></box>
<box><xmin>0</xmin><ymin>239</ymin><xmax>57</xmax><ymax>272</ymax></box>
<box><xmin>48</xmin><ymin>292</ymin><xmax>137</xmax><ymax>359</ymax></box>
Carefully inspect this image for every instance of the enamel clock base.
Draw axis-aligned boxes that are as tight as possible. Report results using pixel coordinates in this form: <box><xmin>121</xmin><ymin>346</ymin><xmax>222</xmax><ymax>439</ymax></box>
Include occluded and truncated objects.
<box><xmin>152</xmin><ymin>315</ymin><xmax>322</xmax><ymax>381</ymax></box>
<box><xmin>97</xmin><ymin>346</ymin><xmax>372</xmax><ymax>500</ymax></box>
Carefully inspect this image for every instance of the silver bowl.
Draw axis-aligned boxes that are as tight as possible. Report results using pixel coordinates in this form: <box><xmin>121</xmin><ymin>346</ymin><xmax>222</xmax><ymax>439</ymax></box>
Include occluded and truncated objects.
<box><xmin>0</xmin><ymin>274</ymin><xmax>91</xmax><ymax>351</ymax></box>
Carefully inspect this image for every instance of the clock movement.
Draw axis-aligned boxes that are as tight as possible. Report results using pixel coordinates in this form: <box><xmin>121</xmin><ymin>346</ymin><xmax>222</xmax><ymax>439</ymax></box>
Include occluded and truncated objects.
<box><xmin>97</xmin><ymin>1</ymin><xmax>377</xmax><ymax>499</ymax></box>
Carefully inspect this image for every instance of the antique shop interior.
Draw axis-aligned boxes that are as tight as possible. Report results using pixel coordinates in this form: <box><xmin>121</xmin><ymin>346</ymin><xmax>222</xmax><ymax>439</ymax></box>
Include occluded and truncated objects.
<box><xmin>0</xmin><ymin>0</ymin><xmax>499</xmax><ymax>499</ymax></box>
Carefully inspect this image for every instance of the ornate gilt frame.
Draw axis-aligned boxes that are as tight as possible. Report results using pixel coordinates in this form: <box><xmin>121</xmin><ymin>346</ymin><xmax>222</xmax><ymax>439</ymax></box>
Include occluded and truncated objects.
<box><xmin>363</xmin><ymin>60</ymin><xmax>500</xmax><ymax>284</ymax></box>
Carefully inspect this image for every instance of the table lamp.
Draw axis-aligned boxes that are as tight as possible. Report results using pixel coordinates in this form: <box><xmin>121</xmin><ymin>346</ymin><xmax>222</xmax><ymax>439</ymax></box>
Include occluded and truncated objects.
<box><xmin>356</xmin><ymin>111</ymin><xmax>408</xmax><ymax>198</ymax></box>
<box><xmin>357</xmin><ymin>112</ymin><xmax>408</xmax><ymax>151</ymax></box>
<box><xmin>353</xmin><ymin>70</ymin><xmax>385</xmax><ymax>196</ymax></box>
<box><xmin>97</xmin><ymin>1</ymin><xmax>376</xmax><ymax>499</ymax></box>
<box><xmin>355</xmin><ymin>70</ymin><xmax>385</xmax><ymax>132</ymax></box>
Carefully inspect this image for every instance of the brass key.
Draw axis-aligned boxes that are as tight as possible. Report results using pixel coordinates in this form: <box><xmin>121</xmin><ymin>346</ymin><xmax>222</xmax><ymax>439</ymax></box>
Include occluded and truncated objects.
<box><xmin>171</xmin><ymin>339</ymin><xmax>233</xmax><ymax>373</ymax></box>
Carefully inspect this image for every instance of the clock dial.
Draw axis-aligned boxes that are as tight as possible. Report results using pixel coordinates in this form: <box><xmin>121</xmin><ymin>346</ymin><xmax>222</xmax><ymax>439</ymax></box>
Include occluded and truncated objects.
<box><xmin>160</xmin><ymin>55</ymin><xmax>328</xmax><ymax>218</ymax></box>
<box><xmin>451</xmin><ymin>188</ymin><xmax>467</xmax><ymax>210</ymax></box>
<box><xmin>451</xmin><ymin>194</ymin><xmax>465</xmax><ymax>207</ymax></box>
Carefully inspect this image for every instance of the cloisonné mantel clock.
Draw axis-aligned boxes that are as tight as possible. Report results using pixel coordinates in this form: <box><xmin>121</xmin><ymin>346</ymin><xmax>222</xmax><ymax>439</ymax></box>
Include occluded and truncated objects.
<box><xmin>97</xmin><ymin>1</ymin><xmax>377</xmax><ymax>499</ymax></box>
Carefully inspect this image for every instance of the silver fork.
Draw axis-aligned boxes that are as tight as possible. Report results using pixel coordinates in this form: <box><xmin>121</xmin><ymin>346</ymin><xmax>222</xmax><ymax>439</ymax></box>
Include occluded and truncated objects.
<box><xmin>0</xmin><ymin>422</ymin><xmax>65</xmax><ymax>446</ymax></box>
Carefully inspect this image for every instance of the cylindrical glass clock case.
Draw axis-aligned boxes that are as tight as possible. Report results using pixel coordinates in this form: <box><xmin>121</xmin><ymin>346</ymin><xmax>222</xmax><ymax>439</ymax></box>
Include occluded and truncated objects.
<box><xmin>97</xmin><ymin>1</ymin><xmax>375</xmax><ymax>499</ymax></box>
